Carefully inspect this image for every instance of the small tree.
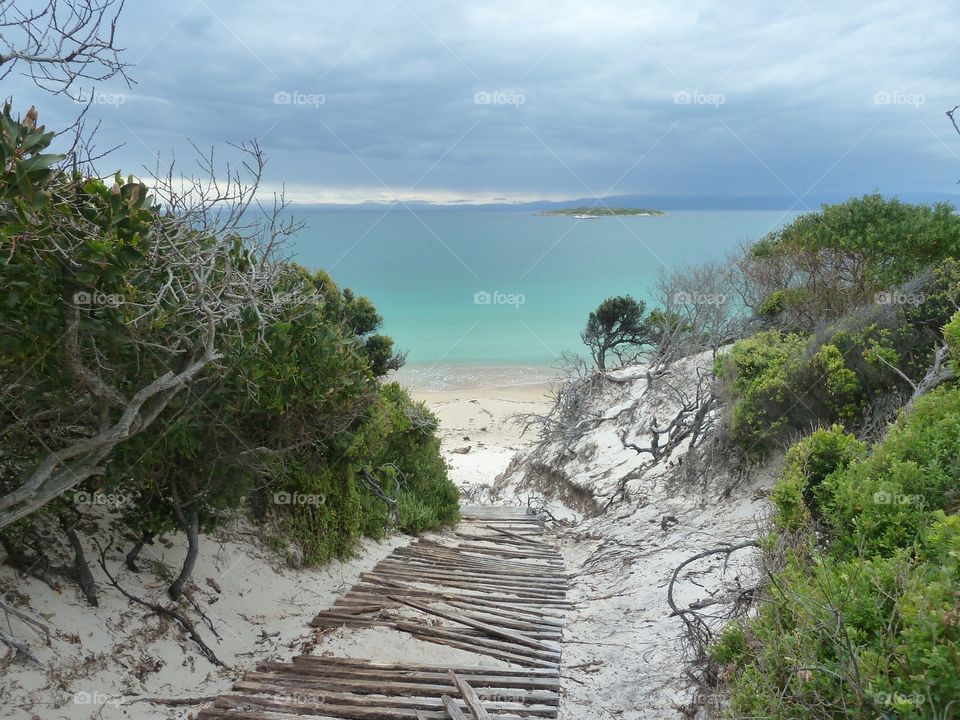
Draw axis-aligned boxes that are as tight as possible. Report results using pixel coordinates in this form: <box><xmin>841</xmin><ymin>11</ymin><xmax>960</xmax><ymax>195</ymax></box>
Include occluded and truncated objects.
<box><xmin>582</xmin><ymin>295</ymin><xmax>652</xmax><ymax>370</ymax></box>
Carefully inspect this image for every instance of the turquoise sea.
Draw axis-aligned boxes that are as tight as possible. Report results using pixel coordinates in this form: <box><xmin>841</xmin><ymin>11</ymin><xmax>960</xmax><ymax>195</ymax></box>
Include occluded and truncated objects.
<box><xmin>289</xmin><ymin>209</ymin><xmax>799</xmax><ymax>388</ymax></box>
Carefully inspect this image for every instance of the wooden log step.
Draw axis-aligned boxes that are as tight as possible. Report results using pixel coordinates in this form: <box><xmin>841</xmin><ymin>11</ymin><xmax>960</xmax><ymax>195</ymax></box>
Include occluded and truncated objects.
<box><xmin>231</xmin><ymin>680</ymin><xmax>559</xmax><ymax>715</ymax></box>
<box><xmin>382</xmin><ymin>556</ymin><xmax>570</xmax><ymax>585</ymax></box>
<box><xmin>453</xmin><ymin>532</ymin><xmax>556</xmax><ymax>550</ymax></box>
<box><xmin>359</xmin><ymin>573</ymin><xmax>567</xmax><ymax>601</ymax></box>
<box><xmin>198</xmin><ymin>708</ymin><xmax>534</xmax><ymax>720</ymax></box>
<box><xmin>243</xmin><ymin>671</ymin><xmax>559</xmax><ymax>703</ymax></box>
<box><xmin>198</xmin><ymin>709</ymin><xmax>539</xmax><ymax>720</ymax></box>
<box><xmin>388</xmin><ymin>596</ymin><xmax>559</xmax><ymax>652</ymax></box>
<box><xmin>342</xmin><ymin>583</ymin><xmax>573</xmax><ymax>609</ymax></box>
<box><xmin>271</xmin><ymin>662</ymin><xmax>560</xmax><ymax>690</ymax></box>
<box><xmin>210</xmin><ymin>694</ymin><xmax>553</xmax><ymax>720</ymax></box>
<box><xmin>286</xmin><ymin>656</ymin><xmax>559</xmax><ymax>677</ymax></box>
<box><xmin>403</xmin><ymin>544</ymin><xmax>566</xmax><ymax>575</ymax></box>
<box><xmin>392</xmin><ymin>621</ymin><xmax>560</xmax><ymax>663</ymax></box>
<box><xmin>369</xmin><ymin>563</ymin><xmax>569</xmax><ymax>592</ymax></box>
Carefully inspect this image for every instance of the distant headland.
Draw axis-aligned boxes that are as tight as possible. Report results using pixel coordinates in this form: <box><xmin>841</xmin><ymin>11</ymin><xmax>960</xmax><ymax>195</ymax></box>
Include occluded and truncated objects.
<box><xmin>535</xmin><ymin>206</ymin><xmax>665</xmax><ymax>217</ymax></box>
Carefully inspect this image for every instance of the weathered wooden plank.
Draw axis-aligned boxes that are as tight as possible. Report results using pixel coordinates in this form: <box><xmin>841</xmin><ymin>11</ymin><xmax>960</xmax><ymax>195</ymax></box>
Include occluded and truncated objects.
<box><xmin>360</xmin><ymin>573</ymin><xmax>567</xmax><ymax>601</ymax></box>
<box><xmin>197</xmin><ymin>505</ymin><xmax>567</xmax><ymax>720</ymax></box>
<box><xmin>388</xmin><ymin>596</ymin><xmax>559</xmax><ymax>652</ymax></box>
<box><xmin>285</xmin><ymin>656</ymin><xmax>559</xmax><ymax>678</ymax></box>
<box><xmin>370</xmin><ymin>564</ymin><xmax>568</xmax><ymax>593</ymax></box>
<box><xmin>254</xmin><ymin>665</ymin><xmax>561</xmax><ymax>694</ymax></box>
<box><xmin>231</xmin><ymin>680</ymin><xmax>558</xmax><ymax>715</ymax></box>
<box><xmin>393</xmin><ymin>621</ymin><xmax>560</xmax><ymax>664</ymax></box>
<box><xmin>449</xmin><ymin>671</ymin><xmax>490</xmax><ymax>720</ymax></box>
<box><xmin>442</xmin><ymin>694</ymin><xmax>468</xmax><ymax>720</ymax></box>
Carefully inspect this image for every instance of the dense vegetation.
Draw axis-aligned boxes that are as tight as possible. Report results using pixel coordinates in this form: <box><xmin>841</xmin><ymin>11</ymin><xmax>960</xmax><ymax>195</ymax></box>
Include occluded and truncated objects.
<box><xmin>703</xmin><ymin>197</ymin><xmax>960</xmax><ymax>719</ymax></box>
<box><xmin>581</xmin><ymin>193</ymin><xmax>960</xmax><ymax>719</ymax></box>
<box><xmin>0</xmin><ymin>103</ymin><xmax>458</xmax><ymax>602</ymax></box>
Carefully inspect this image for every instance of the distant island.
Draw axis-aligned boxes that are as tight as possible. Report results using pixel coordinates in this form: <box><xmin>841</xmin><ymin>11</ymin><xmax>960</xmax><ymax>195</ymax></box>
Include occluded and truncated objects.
<box><xmin>536</xmin><ymin>206</ymin><xmax>665</xmax><ymax>218</ymax></box>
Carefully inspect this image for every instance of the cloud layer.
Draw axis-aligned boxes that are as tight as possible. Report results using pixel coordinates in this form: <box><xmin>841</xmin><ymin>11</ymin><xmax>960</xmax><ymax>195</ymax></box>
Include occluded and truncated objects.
<box><xmin>10</xmin><ymin>0</ymin><xmax>960</xmax><ymax>205</ymax></box>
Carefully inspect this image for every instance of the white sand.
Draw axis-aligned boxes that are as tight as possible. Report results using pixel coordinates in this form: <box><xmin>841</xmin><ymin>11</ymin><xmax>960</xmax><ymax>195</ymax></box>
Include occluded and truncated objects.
<box><xmin>0</xmin><ymin>377</ymin><xmax>551</xmax><ymax>720</ymax></box>
<box><xmin>0</xmin><ymin>517</ymin><xmax>409</xmax><ymax>719</ymax></box>
<box><xmin>411</xmin><ymin>383</ymin><xmax>553</xmax><ymax>499</ymax></box>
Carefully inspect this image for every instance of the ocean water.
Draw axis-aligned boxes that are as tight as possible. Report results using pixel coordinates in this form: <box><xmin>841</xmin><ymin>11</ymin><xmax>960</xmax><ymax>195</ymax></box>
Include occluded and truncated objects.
<box><xmin>288</xmin><ymin>209</ymin><xmax>798</xmax><ymax>387</ymax></box>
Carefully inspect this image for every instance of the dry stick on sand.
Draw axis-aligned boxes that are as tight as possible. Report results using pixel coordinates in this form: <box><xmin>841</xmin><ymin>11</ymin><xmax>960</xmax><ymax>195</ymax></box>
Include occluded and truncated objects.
<box><xmin>95</xmin><ymin>540</ymin><xmax>225</xmax><ymax>667</ymax></box>
<box><xmin>667</xmin><ymin>541</ymin><xmax>760</xmax><ymax>666</ymax></box>
<box><xmin>0</xmin><ymin>599</ymin><xmax>49</xmax><ymax>664</ymax></box>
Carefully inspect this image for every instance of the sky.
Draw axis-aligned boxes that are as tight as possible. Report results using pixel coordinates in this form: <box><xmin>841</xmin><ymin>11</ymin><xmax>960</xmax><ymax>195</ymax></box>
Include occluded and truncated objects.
<box><xmin>8</xmin><ymin>0</ymin><xmax>960</xmax><ymax>205</ymax></box>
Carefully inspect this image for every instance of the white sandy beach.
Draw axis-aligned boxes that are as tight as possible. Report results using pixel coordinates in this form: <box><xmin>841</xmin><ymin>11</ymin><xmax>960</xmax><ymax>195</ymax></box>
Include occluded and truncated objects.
<box><xmin>410</xmin><ymin>382</ymin><xmax>553</xmax><ymax>497</ymax></box>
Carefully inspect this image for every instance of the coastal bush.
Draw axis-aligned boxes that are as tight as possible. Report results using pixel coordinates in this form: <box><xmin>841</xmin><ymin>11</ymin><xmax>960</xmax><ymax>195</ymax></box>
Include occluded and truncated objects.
<box><xmin>738</xmin><ymin>194</ymin><xmax>960</xmax><ymax>332</ymax></box>
<box><xmin>0</xmin><ymin>105</ymin><xmax>457</xmax><ymax>598</ymax></box>
<box><xmin>714</xmin><ymin>330</ymin><xmax>806</xmax><ymax>458</ymax></box>
<box><xmin>717</xmin><ymin>262</ymin><xmax>960</xmax><ymax>459</ymax></box>
<box><xmin>770</xmin><ymin>425</ymin><xmax>867</xmax><ymax>533</ymax></box>
<box><xmin>717</xmin><ymin>388</ymin><xmax>960</xmax><ymax>720</ymax></box>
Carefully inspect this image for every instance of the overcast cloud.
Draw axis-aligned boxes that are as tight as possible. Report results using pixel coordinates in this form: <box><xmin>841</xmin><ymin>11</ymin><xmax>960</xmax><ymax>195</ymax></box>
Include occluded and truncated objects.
<box><xmin>8</xmin><ymin>0</ymin><xmax>960</xmax><ymax>204</ymax></box>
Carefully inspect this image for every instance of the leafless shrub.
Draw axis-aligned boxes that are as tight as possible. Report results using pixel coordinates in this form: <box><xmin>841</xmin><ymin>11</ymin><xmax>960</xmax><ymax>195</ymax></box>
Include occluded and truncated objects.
<box><xmin>513</xmin><ymin>352</ymin><xmax>608</xmax><ymax>456</ymax></box>
<box><xmin>0</xmin><ymin>0</ymin><xmax>130</xmax><ymax>95</ymax></box>
<box><xmin>655</xmin><ymin>260</ymin><xmax>746</xmax><ymax>363</ymax></box>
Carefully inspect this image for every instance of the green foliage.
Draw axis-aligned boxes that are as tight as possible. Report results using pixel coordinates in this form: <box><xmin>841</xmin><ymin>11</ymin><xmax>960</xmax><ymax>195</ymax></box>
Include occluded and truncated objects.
<box><xmin>770</xmin><ymin>425</ymin><xmax>867</xmax><ymax>533</ymax></box>
<box><xmin>715</xmin><ymin>331</ymin><xmax>806</xmax><ymax>458</ymax></box>
<box><xmin>745</xmin><ymin>194</ymin><xmax>960</xmax><ymax>331</ymax></box>
<box><xmin>944</xmin><ymin>311</ymin><xmax>960</xmax><ymax>365</ymax></box>
<box><xmin>582</xmin><ymin>295</ymin><xmax>653</xmax><ymax>369</ymax></box>
<box><xmin>360</xmin><ymin>383</ymin><xmax>459</xmax><ymax>534</ymax></box>
<box><xmin>718</xmin><ymin>261</ymin><xmax>959</xmax><ymax>459</ymax></box>
<box><xmin>818</xmin><ymin>387</ymin><xmax>960</xmax><ymax>560</ymax></box>
<box><xmin>0</xmin><ymin>105</ymin><xmax>457</xmax><ymax>579</ymax></box>
<box><xmin>718</xmin><ymin>389</ymin><xmax>960</xmax><ymax>719</ymax></box>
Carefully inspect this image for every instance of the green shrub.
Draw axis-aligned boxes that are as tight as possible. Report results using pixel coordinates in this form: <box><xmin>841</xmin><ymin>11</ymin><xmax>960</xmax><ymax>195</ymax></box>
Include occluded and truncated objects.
<box><xmin>744</xmin><ymin>195</ymin><xmax>960</xmax><ymax>331</ymax></box>
<box><xmin>718</xmin><ymin>388</ymin><xmax>960</xmax><ymax>720</ymax></box>
<box><xmin>771</xmin><ymin>425</ymin><xmax>867</xmax><ymax>533</ymax></box>
<box><xmin>265</xmin><ymin>460</ymin><xmax>363</xmax><ymax>566</ymax></box>
<box><xmin>818</xmin><ymin>387</ymin><xmax>960</xmax><ymax>560</ymax></box>
<box><xmin>944</xmin><ymin>311</ymin><xmax>960</xmax><ymax>364</ymax></box>
<box><xmin>716</xmin><ymin>330</ymin><xmax>806</xmax><ymax>459</ymax></box>
<box><xmin>720</xmin><ymin>264</ymin><xmax>959</xmax><ymax>460</ymax></box>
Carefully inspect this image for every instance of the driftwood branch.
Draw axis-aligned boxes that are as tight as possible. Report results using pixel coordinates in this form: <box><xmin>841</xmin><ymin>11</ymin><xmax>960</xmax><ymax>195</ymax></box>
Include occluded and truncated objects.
<box><xmin>95</xmin><ymin>540</ymin><xmax>225</xmax><ymax>667</ymax></box>
<box><xmin>667</xmin><ymin>541</ymin><xmax>760</xmax><ymax>682</ymax></box>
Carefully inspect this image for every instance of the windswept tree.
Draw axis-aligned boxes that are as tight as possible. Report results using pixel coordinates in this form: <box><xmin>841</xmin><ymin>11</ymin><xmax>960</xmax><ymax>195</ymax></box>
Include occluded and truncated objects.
<box><xmin>582</xmin><ymin>295</ymin><xmax>653</xmax><ymax>370</ymax></box>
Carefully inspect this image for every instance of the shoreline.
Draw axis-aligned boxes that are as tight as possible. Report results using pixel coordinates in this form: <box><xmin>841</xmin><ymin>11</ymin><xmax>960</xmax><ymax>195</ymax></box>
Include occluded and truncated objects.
<box><xmin>391</xmin><ymin>362</ymin><xmax>561</xmax><ymax>393</ymax></box>
<box><xmin>404</xmin><ymin>371</ymin><xmax>554</xmax><ymax>494</ymax></box>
